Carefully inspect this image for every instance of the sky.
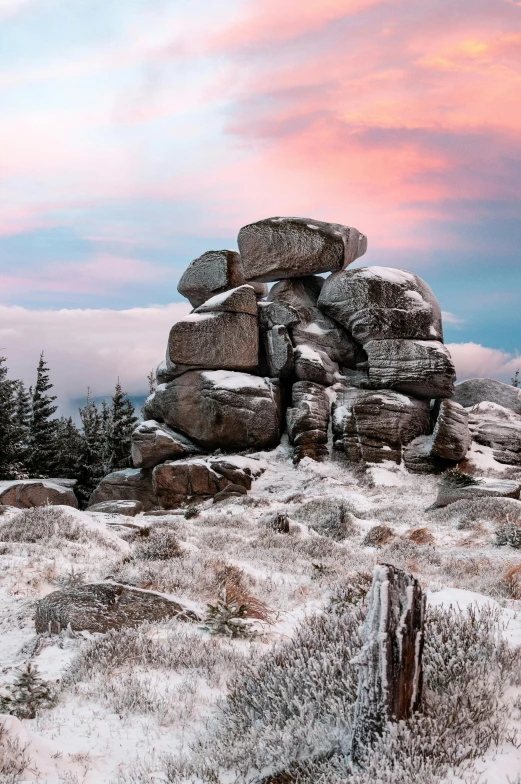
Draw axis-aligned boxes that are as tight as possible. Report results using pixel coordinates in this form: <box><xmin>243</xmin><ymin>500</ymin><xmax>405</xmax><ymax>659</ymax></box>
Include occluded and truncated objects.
<box><xmin>0</xmin><ymin>0</ymin><xmax>520</xmax><ymax>409</ymax></box>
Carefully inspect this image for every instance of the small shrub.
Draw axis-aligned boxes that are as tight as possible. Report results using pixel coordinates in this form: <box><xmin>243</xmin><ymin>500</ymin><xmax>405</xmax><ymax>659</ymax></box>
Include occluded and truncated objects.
<box><xmin>134</xmin><ymin>528</ymin><xmax>183</xmax><ymax>560</ymax></box>
<box><xmin>442</xmin><ymin>469</ymin><xmax>478</xmax><ymax>487</ymax></box>
<box><xmin>0</xmin><ymin>506</ymin><xmax>117</xmax><ymax>549</ymax></box>
<box><xmin>202</xmin><ymin>587</ymin><xmax>272</xmax><ymax>639</ymax></box>
<box><xmin>54</xmin><ymin>565</ymin><xmax>86</xmax><ymax>589</ymax></box>
<box><xmin>495</xmin><ymin>521</ymin><xmax>521</xmax><ymax>549</ymax></box>
<box><xmin>0</xmin><ymin>722</ymin><xmax>31</xmax><ymax>782</ymax></box>
<box><xmin>184</xmin><ymin>506</ymin><xmax>200</xmax><ymax>519</ymax></box>
<box><xmin>362</xmin><ymin>524</ymin><xmax>394</xmax><ymax>547</ymax></box>
<box><xmin>0</xmin><ymin>664</ymin><xmax>55</xmax><ymax>719</ymax></box>
<box><xmin>404</xmin><ymin>527</ymin><xmax>434</xmax><ymax>545</ymax></box>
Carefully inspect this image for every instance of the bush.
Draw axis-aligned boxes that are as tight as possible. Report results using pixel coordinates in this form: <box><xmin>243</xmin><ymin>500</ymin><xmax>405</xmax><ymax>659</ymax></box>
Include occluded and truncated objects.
<box><xmin>495</xmin><ymin>520</ymin><xmax>521</xmax><ymax>548</ymax></box>
<box><xmin>134</xmin><ymin>528</ymin><xmax>183</xmax><ymax>561</ymax></box>
<box><xmin>0</xmin><ymin>506</ymin><xmax>117</xmax><ymax>549</ymax></box>
<box><xmin>0</xmin><ymin>721</ymin><xmax>30</xmax><ymax>783</ymax></box>
<box><xmin>291</xmin><ymin>497</ymin><xmax>360</xmax><ymax>540</ymax></box>
<box><xmin>362</xmin><ymin>524</ymin><xmax>394</xmax><ymax>547</ymax></box>
<box><xmin>161</xmin><ymin>600</ymin><xmax>521</xmax><ymax>783</ymax></box>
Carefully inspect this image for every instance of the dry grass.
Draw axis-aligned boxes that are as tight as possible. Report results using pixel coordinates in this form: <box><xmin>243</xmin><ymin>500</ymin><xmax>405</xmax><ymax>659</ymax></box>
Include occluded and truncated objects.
<box><xmin>404</xmin><ymin>527</ymin><xmax>435</xmax><ymax>545</ymax></box>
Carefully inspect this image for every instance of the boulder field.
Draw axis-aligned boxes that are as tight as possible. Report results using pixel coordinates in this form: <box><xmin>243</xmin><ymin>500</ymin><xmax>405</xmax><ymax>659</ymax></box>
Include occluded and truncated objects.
<box><xmin>86</xmin><ymin>215</ymin><xmax>519</xmax><ymax>510</ymax></box>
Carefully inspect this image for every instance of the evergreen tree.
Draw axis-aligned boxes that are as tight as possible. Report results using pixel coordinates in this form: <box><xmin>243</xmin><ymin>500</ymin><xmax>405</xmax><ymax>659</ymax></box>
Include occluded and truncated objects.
<box><xmin>512</xmin><ymin>369</ymin><xmax>520</xmax><ymax>388</ymax></box>
<box><xmin>74</xmin><ymin>390</ymin><xmax>108</xmax><ymax>507</ymax></box>
<box><xmin>106</xmin><ymin>381</ymin><xmax>137</xmax><ymax>471</ymax></box>
<box><xmin>13</xmin><ymin>380</ymin><xmax>31</xmax><ymax>473</ymax></box>
<box><xmin>0</xmin><ymin>663</ymin><xmax>54</xmax><ymax>719</ymax></box>
<box><xmin>27</xmin><ymin>352</ymin><xmax>59</xmax><ymax>477</ymax></box>
<box><xmin>54</xmin><ymin>416</ymin><xmax>83</xmax><ymax>479</ymax></box>
<box><xmin>0</xmin><ymin>356</ymin><xmax>20</xmax><ymax>479</ymax></box>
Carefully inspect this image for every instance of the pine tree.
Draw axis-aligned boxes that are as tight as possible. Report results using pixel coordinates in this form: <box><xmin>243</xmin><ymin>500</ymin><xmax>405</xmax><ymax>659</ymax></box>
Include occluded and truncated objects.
<box><xmin>13</xmin><ymin>380</ymin><xmax>31</xmax><ymax>474</ymax></box>
<box><xmin>54</xmin><ymin>417</ymin><xmax>83</xmax><ymax>479</ymax></box>
<box><xmin>0</xmin><ymin>663</ymin><xmax>54</xmax><ymax>719</ymax></box>
<box><xmin>106</xmin><ymin>381</ymin><xmax>137</xmax><ymax>471</ymax></box>
<box><xmin>0</xmin><ymin>356</ymin><xmax>19</xmax><ymax>479</ymax></box>
<box><xmin>27</xmin><ymin>352</ymin><xmax>59</xmax><ymax>477</ymax></box>
<box><xmin>75</xmin><ymin>390</ymin><xmax>108</xmax><ymax>507</ymax></box>
<box><xmin>512</xmin><ymin>369</ymin><xmax>520</xmax><ymax>388</ymax></box>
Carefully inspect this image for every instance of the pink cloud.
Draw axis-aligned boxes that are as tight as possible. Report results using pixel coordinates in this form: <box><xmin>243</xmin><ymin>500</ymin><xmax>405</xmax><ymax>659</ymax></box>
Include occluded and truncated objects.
<box><xmin>448</xmin><ymin>342</ymin><xmax>521</xmax><ymax>383</ymax></box>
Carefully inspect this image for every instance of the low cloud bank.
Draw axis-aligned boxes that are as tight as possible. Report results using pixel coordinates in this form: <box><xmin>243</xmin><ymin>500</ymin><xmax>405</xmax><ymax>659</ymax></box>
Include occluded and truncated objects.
<box><xmin>0</xmin><ymin>306</ymin><xmax>519</xmax><ymax>414</ymax></box>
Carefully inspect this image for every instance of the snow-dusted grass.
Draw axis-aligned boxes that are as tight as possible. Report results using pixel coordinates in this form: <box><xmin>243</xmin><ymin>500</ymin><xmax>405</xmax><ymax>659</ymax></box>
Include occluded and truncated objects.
<box><xmin>2</xmin><ymin>448</ymin><xmax>521</xmax><ymax>782</ymax></box>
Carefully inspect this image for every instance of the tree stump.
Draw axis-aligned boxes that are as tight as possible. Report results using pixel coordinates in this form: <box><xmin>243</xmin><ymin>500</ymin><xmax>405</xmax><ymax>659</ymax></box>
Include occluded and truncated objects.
<box><xmin>350</xmin><ymin>563</ymin><xmax>425</xmax><ymax>765</ymax></box>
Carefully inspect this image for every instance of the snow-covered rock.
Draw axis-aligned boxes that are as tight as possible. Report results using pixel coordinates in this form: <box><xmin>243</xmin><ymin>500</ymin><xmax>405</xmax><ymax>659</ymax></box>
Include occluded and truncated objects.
<box><xmin>364</xmin><ymin>339</ymin><xmax>456</xmax><ymax>399</ymax></box>
<box><xmin>88</xmin><ymin>468</ymin><xmax>157</xmax><ymax>511</ymax></box>
<box><xmin>144</xmin><ymin>370</ymin><xmax>282</xmax><ymax>450</ymax></box>
<box><xmin>318</xmin><ymin>266</ymin><xmax>443</xmax><ymax>343</ymax></box>
<box><xmin>286</xmin><ymin>381</ymin><xmax>330</xmax><ymax>463</ymax></box>
<box><xmin>177</xmin><ymin>249</ymin><xmax>246</xmax><ymax>308</ymax></box>
<box><xmin>0</xmin><ymin>479</ymin><xmax>78</xmax><ymax>509</ymax></box>
<box><xmin>452</xmin><ymin>377</ymin><xmax>521</xmax><ymax>415</ymax></box>
<box><xmin>434</xmin><ymin>473</ymin><xmax>521</xmax><ymax>508</ymax></box>
<box><xmin>238</xmin><ymin>216</ymin><xmax>367</xmax><ymax>282</ymax></box>
<box><xmin>131</xmin><ymin>420</ymin><xmax>205</xmax><ymax>469</ymax></box>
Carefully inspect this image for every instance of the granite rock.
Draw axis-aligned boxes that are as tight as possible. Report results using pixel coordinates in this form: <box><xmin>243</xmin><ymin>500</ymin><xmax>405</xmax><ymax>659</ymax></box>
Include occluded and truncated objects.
<box><xmin>144</xmin><ymin>370</ymin><xmax>282</xmax><ymax>451</ymax></box>
<box><xmin>238</xmin><ymin>217</ymin><xmax>367</xmax><ymax>282</ymax></box>
<box><xmin>286</xmin><ymin>381</ymin><xmax>330</xmax><ymax>463</ymax></box>
<box><xmin>452</xmin><ymin>378</ymin><xmax>521</xmax><ymax>415</ymax></box>
<box><xmin>331</xmin><ymin>385</ymin><xmax>431</xmax><ymax>463</ymax></box>
<box><xmin>431</xmin><ymin>399</ymin><xmax>471</xmax><ymax>461</ymax></box>
<box><xmin>177</xmin><ymin>249</ymin><xmax>245</xmax><ymax>308</ymax></box>
<box><xmin>318</xmin><ymin>266</ymin><xmax>443</xmax><ymax>343</ymax></box>
<box><xmin>435</xmin><ymin>474</ymin><xmax>521</xmax><ymax>508</ymax></box>
<box><xmin>88</xmin><ymin>469</ymin><xmax>158</xmax><ymax>511</ymax></box>
<box><xmin>131</xmin><ymin>420</ymin><xmax>205</xmax><ymax>469</ymax></box>
<box><xmin>263</xmin><ymin>325</ymin><xmax>294</xmax><ymax>378</ymax></box>
<box><xmin>0</xmin><ymin>479</ymin><xmax>78</xmax><ymax>509</ymax></box>
<box><xmin>364</xmin><ymin>339</ymin><xmax>456</xmax><ymax>399</ymax></box>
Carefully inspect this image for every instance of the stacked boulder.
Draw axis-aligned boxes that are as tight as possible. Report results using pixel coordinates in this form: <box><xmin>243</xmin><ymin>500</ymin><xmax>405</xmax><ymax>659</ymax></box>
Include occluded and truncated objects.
<box><xmin>89</xmin><ymin>215</ymin><xmax>473</xmax><ymax>510</ymax></box>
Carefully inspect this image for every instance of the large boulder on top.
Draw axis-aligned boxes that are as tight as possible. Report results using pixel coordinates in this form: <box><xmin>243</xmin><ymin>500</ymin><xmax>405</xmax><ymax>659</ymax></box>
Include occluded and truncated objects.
<box><xmin>177</xmin><ymin>249</ymin><xmax>245</xmax><ymax>309</ymax></box>
<box><xmin>88</xmin><ymin>469</ymin><xmax>158</xmax><ymax>511</ymax></box>
<box><xmin>364</xmin><ymin>339</ymin><xmax>456</xmax><ymax>399</ymax></box>
<box><xmin>0</xmin><ymin>479</ymin><xmax>78</xmax><ymax>509</ymax></box>
<box><xmin>238</xmin><ymin>217</ymin><xmax>367</xmax><ymax>282</ymax></box>
<box><xmin>131</xmin><ymin>420</ymin><xmax>205</xmax><ymax>469</ymax></box>
<box><xmin>286</xmin><ymin>381</ymin><xmax>330</xmax><ymax>463</ymax></box>
<box><xmin>452</xmin><ymin>378</ymin><xmax>521</xmax><ymax>415</ymax></box>
<box><xmin>168</xmin><ymin>286</ymin><xmax>259</xmax><ymax>372</ymax></box>
<box><xmin>318</xmin><ymin>266</ymin><xmax>443</xmax><ymax>343</ymax></box>
<box><xmin>331</xmin><ymin>386</ymin><xmax>431</xmax><ymax>464</ymax></box>
<box><xmin>143</xmin><ymin>370</ymin><xmax>282</xmax><ymax>451</ymax></box>
<box><xmin>268</xmin><ymin>276</ymin><xmax>358</xmax><ymax>369</ymax></box>
<box><xmin>35</xmin><ymin>583</ymin><xmax>197</xmax><ymax>634</ymax></box>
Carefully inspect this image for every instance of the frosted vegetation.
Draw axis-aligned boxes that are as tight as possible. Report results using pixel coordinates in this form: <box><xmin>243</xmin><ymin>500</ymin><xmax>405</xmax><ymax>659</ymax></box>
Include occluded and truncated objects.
<box><xmin>2</xmin><ymin>445</ymin><xmax>521</xmax><ymax>782</ymax></box>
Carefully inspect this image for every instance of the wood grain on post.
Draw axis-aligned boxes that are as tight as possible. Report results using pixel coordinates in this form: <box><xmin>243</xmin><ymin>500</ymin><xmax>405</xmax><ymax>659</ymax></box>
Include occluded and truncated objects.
<box><xmin>351</xmin><ymin>563</ymin><xmax>426</xmax><ymax>766</ymax></box>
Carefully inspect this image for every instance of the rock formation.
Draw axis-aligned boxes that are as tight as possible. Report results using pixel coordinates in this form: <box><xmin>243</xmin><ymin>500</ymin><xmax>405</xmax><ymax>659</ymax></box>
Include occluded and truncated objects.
<box><xmin>88</xmin><ymin>214</ymin><xmax>480</xmax><ymax>509</ymax></box>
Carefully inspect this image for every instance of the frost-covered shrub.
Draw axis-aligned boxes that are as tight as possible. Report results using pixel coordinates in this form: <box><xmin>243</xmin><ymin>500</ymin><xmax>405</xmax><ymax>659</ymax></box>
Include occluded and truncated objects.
<box><xmin>162</xmin><ymin>602</ymin><xmax>520</xmax><ymax>783</ymax></box>
<box><xmin>0</xmin><ymin>721</ymin><xmax>30</xmax><ymax>783</ymax></box>
<box><xmin>133</xmin><ymin>528</ymin><xmax>183</xmax><ymax>560</ymax></box>
<box><xmin>362</xmin><ymin>524</ymin><xmax>395</xmax><ymax>547</ymax></box>
<box><xmin>291</xmin><ymin>497</ymin><xmax>360</xmax><ymax>540</ymax></box>
<box><xmin>495</xmin><ymin>521</ymin><xmax>521</xmax><ymax>548</ymax></box>
<box><xmin>0</xmin><ymin>506</ymin><xmax>117</xmax><ymax>550</ymax></box>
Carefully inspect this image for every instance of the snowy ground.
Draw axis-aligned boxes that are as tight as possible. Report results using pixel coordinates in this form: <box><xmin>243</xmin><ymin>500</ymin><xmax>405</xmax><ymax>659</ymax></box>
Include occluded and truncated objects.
<box><xmin>1</xmin><ymin>439</ymin><xmax>521</xmax><ymax>782</ymax></box>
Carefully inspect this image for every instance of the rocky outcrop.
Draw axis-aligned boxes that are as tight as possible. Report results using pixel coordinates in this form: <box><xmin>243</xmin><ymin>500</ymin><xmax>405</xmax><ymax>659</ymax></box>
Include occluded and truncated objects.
<box><xmin>177</xmin><ymin>249</ymin><xmax>246</xmax><ymax>308</ymax></box>
<box><xmin>452</xmin><ymin>378</ymin><xmax>521</xmax><ymax>415</ymax></box>
<box><xmin>434</xmin><ymin>473</ymin><xmax>521</xmax><ymax>508</ymax></box>
<box><xmin>144</xmin><ymin>370</ymin><xmax>282</xmax><ymax>451</ymax></box>
<box><xmin>318</xmin><ymin>266</ymin><xmax>443</xmax><ymax>343</ymax></box>
<box><xmin>35</xmin><ymin>583</ymin><xmax>198</xmax><ymax>634</ymax></box>
<box><xmin>0</xmin><ymin>479</ymin><xmax>78</xmax><ymax>509</ymax></box>
<box><xmin>168</xmin><ymin>286</ymin><xmax>259</xmax><ymax>372</ymax></box>
<box><xmin>258</xmin><ymin>301</ymin><xmax>300</xmax><ymax>332</ymax></box>
<box><xmin>468</xmin><ymin>402</ymin><xmax>521</xmax><ymax>465</ymax></box>
<box><xmin>153</xmin><ymin>456</ymin><xmax>264</xmax><ymax>508</ymax></box>
<box><xmin>131</xmin><ymin>420</ymin><xmax>205</xmax><ymax>469</ymax></box>
<box><xmin>364</xmin><ymin>339</ymin><xmax>456</xmax><ymax>399</ymax></box>
<box><xmin>331</xmin><ymin>386</ymin><xmax>431</xmax><ymax>463</ymax></box>
<box><xmin>238</xmin><ymin>217</ymin><xmax>367</xmax><ymax>282</ymax></box>
<box><xmin>268</xmin><ymin>276</ymin><xmax>357</xmax><ymax>369</ymax></box>
<box><xmin>286</xmin><ymin>381</ymin><xmax>330</xmax><ymax>463</ymax></box>
<box><xmin>88</xmin><ymin>469</ymin><xmax>158</xmax><ymax>511</ymax></box>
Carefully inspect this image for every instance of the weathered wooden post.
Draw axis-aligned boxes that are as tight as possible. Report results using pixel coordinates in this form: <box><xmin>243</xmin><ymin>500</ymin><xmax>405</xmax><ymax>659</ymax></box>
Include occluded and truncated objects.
<box><xmin>350</xmin><ymin>563</ymin><xmax>426</xmax><ymax>766</ymax></box>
